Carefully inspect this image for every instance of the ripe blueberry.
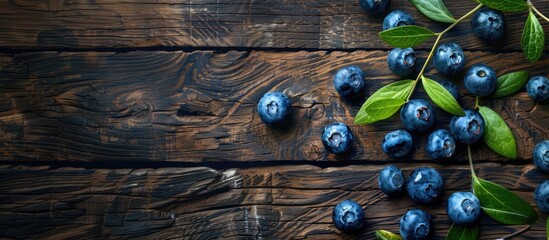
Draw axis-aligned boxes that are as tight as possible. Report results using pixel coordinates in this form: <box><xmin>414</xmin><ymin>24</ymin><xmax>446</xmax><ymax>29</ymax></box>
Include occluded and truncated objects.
<box><xmin>382</xmin><ymin>130</ymin><xmax>413</xmax><ymax>158</ymax></box>
<box><xmin>533</xmin><ymin>140</ymin><xmax>549</xmax><ymax>173</ymax></box>
<box><xmin>332</xmin><ymin>199</ymin><xmax>365</xmax><ymax>232</ymax></box>
<box><xmin>433</xmin><ymin>42</ymin><xmax>466</xmax><ymax>76</ymax></box>
<box><xmin>321</xmin><ymin>122</ymin><xmax>354</xmax><ymax>154</ymax></box>
<box><xmin>400</xmin><ymin>99</ymin><xmax>436</xmax><ymax>133</ymax></box>
<box><xmin>471</xmin><ymin>7</ymin><xmax>505</xmax><ymax>42</ymax></box>
<box><xmin>378</xmin><ymin>165</ymin><xmax>406</xmax><ymax>197</ymax></box>
<box><xmin>359</xmin><ymin>0</ymin><xmax>390</xmax><ymax>16</ymax></box>
<box><xmin>439</xmin><ymin>80</ymin><xmax>460</xmax><ymax>100</ymax></box>
<box><xmin>447</xmin><ymin>192</ymin><xmax>481</xmax><ymax>226</ymax></box>
<box><xmin>426</xmin><ymin>129</ymin><xmax>456</xmax><ymax>161</ymax></box>
<box><xmin>257</xmin><ymin>92</ymin><xmax>291</xmax><ymax>126</ymax></box>
<box><xmin>399</xmin><ymin>209</ymin><xmax>431</xmax><ymax>240</ymax></box>
<box><xmin>534</xmin><ymin>180</ymin><xmax>549</xmax><ymax>213</ymax></box>
<box><xmin>526</xmin><ymin>76</ymin><xmax>549</xmax><ymax>102</ymax></box>
<box><xmin>334</xmin><ymin>66</ymin><xmax>365</xmax><ymax>99</ymax></box>
<box><xmin>383</xmin><ymin>10</ymin><xmax>415</xmax><ymax>31</ymax></box>
<box><xmin>449</xmin><ymin>109</ymin><xmax>485</xmax><ymax>144</ymax></box>
<box><xmin>388</xmin><ymin>48</ymin><xmax>416</xmax><ymax>77</ymax></box>
<box><xmin>464</xmin><ymin>63</ymin><xmax>497</xmax><ymax>97</ymax></box>
<box><xmin>406</xmin><ymin>167</ymin><xmax>444</xmax><ymax>204</ymax></box>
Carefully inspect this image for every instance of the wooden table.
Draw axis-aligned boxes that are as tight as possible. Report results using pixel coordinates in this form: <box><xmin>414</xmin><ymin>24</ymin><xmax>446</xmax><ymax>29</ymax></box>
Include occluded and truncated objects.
<box><xmin>0</xmin><ymin>0</ymin><xmax>548</xmax><ymax>239</ymax></box>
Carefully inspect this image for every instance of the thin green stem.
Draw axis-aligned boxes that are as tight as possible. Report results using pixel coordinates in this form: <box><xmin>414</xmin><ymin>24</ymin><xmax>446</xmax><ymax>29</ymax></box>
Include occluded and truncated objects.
<box><xmin>467</xmin><ymin>144</ymin><xmax>477</xmax><ymax>178</ymax></box>
<box><xmin>406</xmin><ymin>4</ymin><xmax>484</xmax><ymax>101</ymax></box>
<box><xmin>496</xmin><ymin>225</ymin><xmax>531</xmax><ymax>240</ymax></box>
<box><xmin>474</xmin><ymin>96</ymin><xmax>480</xmax><ymax>109</ymax></box>
<box><xmin>529</xmin><ymin>3</ymin><xmax>549</xmax><ymax>23</ymax></box>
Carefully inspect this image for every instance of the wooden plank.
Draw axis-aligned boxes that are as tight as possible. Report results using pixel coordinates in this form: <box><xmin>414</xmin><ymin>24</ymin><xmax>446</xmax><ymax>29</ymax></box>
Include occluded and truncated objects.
<box><xmin>0</xmin><ymin>163</ymin><xmax>546</xmax><ymax>239</ymax></box>
<box><xmin>0</xmin><ymin>0</ymin><xmax>547</xmax><ymax>50</ymax></box>
<box><xmin>0</xmin><ymin>50</ymin><xmax>547</xmax><ymax>162</ymax></box>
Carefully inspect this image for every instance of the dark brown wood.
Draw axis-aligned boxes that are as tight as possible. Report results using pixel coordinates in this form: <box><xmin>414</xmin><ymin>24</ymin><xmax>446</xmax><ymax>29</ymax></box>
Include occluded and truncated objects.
<box><xmin>0</xmin><ymin>0</ymin><xmax>547</xmax><ymax>50</ymax></box>
<box><xmin>0</xmin><ymin>164</ymin><xmax>546</xmax><ymax>239</ymax></box>
<box><xmin>0</xmin><ymin>50</ymin><xmax>547</xmax><ymax>162</ymax></box>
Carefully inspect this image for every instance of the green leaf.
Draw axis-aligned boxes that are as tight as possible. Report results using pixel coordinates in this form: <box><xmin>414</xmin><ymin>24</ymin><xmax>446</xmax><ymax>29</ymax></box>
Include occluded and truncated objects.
<box><xmin>408</xmin><ymin>0</ymin><xmax>456</xmax><ymax>23</ymax></box>
<box><xmin>379</xmin><ymin>25</ymin><xmax>436</xmax><ymax>48</ymax></box>
<box><xmin>375</xmin><ymin>230</ymin><xmax>403</xmax><ymax>240</ymax></box>
<box><xmin>478</xmin><ymin>106</ymin><xmax>517</xmax><ymax>159</ymax></box>
<box><xmin>355</xmin><ymin>80</ymin><xmax>415</xmax><ymax>124</ymax></box>
<box><xmin>472</xmin><ymin>175</ymin><xmax>538</xmax><ymax>225</ymax></box>
<box><xmin>360</xmin><ymin>98</ymin><xmax>405</xmax><ymax>124</ymax></box>
<box><xmin>478</xmin><ymin>0</ymin><xmax>529</xmax><ymax>12</ymax></box>
<box><xmin>522</xmin><ymin>11</ymin><xmax>545</xmax><ymax>63</ymax></box>
<box><xmin>493</xmin><ymin>71</ymin><xmax>529</xmax><ymax>98</ymax></box>
<box><xmin>421</xmin><ymin>76</ymin><xmax>465</xmax><ymax>116</ymax></box>
<box><xmin>445</xmin><ymin>223</ymin><xmax>479</xmax><ymax>240</ymax></box>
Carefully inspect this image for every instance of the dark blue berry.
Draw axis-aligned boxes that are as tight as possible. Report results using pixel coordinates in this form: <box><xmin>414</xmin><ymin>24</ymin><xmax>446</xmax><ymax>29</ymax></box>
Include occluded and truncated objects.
<box><xmin>464</xmin><ymin>63</ymin><xmax>497</xmax><ymax>97</ymax></box>
<box><xmin>400</xmin><ymin>99</ymin><xmax>436</xmax><ymax>133</ymax></box>
<box><xmin>383</xmin><ymin>10</ymin><xmax>415</xmax><ymax>31</ymax></box>
<box><xmin>257</xmin><ymin>92</ymin><xmax>291</xmax><ymax>126</ymax></box>
<box><xmin>359</xmin><ymin>0</ymin><xmax>390</xmax><ymax>16</ymax></box>
<box><xmin>399</xmin><ymin>209</ymin><xmax>431</xmax><ymax>240</ymax></box>
<box><xmin>382</xmin><ymin>130</ymin><xmax>413</xmax><ymax>158</ymax></box>
<box><xmin>471</xmin><ymin>7</ymin><xmax>505</xmax><ymax>42</ymax></box>
<box><xmin>406</xmin><ymin>167</ymin><xmax>444</xmax><ymax>204</ymax></box>
<box><xmin>447</xmin><ymin>192</ymin><xmax>481</xmax><ymax>226</ymax></box>
<box><xmin>321</xmin><ymin>122</ymin><xmax>354</xmax><ymax>154</ymax></box>
<box><xmin>334</xmin><ymin>66</ymin><xmax>365</xmax><ymax>99</ymax></box>
<box><xmin>533</xmin><ymin>140</ymin><xmax>549</xmax><ymax>173</ymax></box>
<box><xmin>378</xmin><ymin>165</ymin><xmax>406</xmax><ymax>197</ymax></box>
<box><xmin>534</xmin><ymin>180</ymin><xmax>549</xmax><ymax>213</ymax></box>
<box><xmin>526</xmin><ymin>76</ymin><xmax>549</xmax><ymax>102</ymax></box>
<box><xmin>426</xmin><ymin>129</ymin><xmax>456</xmax><ymax>161</ymax></box>
<box><xmin>388</xmin><ymin>48</ymin><xmax>416</xmax><ymax>77</ymax></box>
<box><xmin>332</xmin><ymin>199</ymin><xmax>365</xmax><ymax>232</ymax></box>
<box><xmin>434</xmin><ymin>42</ymin><xmax>466</xmax><ymax>76</ymax></box>
<box><xmin>439</xmin><ymin>80</ymin><xmax>460</xmax><ymax>100</ymax></box>
<box><xmin>450</xmin><ymin>109</ymin><xmax>485</xmax><ymax>144</ymax></box>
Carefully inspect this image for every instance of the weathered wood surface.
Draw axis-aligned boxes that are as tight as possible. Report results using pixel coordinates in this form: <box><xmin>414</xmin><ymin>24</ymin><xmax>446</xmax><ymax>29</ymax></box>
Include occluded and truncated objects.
<box><xmin>1</xmin><ymin>50</ymin><xmax>547</xmax><ymax>162</ymax></box>
<box><xmin>1</xmin><ymin>0</ymin><xmax>548</xmax><ymax>50</ymax></box>
<box><xmin>0</xmin><ymin>164</ymin><xmax>546</xmax><ymax>239</ymax></box>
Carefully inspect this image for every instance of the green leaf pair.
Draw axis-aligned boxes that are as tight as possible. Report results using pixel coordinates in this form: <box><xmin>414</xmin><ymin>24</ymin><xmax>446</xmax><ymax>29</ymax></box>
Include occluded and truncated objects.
<box><xmin>355</xmin><ymin>80</ymin><xmax>414</xmax><ymax>124</ymax></box>
<box><xmin>445</xmin><ymin>224</ymin><xmax>479</xmax><ymax>240</ymax></box>
<box><xmin>472</xmin><ymin>175</ymin><xmax>538</xmax><ymax>225</ymax></box>
<box><xmin>522</xmin><ymin>11</ymin><xmax>545</xmax><ymax>63</ymax></box>
<box><xmin>375</xmin><ymin>230</ymin><xmax>402</xmax><ymax>240</ymax></box>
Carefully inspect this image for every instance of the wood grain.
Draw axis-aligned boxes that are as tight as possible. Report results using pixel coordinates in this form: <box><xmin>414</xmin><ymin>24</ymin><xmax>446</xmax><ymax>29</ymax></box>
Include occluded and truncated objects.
<box><xmin>0</xmin><ymin>163</ymin><xmax>546</xmax><ymax>239</ymax></box>
<box><xmin>1</xmin><ymin>50</ymin><xmax>547</xmax><ymax>162</ymax></box>
<box><xmin>0</xmin><ymin>0</ymin><xmax>547</xmax><ymax>50</ymax></box>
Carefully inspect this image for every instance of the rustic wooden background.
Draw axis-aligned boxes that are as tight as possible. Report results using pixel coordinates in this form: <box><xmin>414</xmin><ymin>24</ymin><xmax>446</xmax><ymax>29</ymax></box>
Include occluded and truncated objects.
<box><xmin>0</xmin><ymin>0</ymin><xmax>548</xmax><ymax>239</ymax></box>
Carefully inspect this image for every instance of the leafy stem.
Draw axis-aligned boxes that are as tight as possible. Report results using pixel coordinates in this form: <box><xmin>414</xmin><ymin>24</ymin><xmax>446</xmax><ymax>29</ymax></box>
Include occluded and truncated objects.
<box><xmin>528</xmin><ymin>2</ymin><xmax>549</xmax><ymax>23</ymax></box>
<box><xmin>407</xmin><ymin>4</ymin><xmax>484</xmax><ymax>101</ymax></box>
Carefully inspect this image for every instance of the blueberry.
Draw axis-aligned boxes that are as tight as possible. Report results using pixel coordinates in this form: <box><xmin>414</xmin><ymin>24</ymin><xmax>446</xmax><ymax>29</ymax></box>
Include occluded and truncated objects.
<box><xmin>534</xmin><ymin>180</ymin><xmax>549</xmax><ymax>212</ymax></box>
<box><xmin>378</xmin><ymin>165</ymin><xmax>406</xmax><ymax>197</ymax></box>
<box><xmin>334</xmin><ymin>66</ymin><xmax>365</xmax><ymax>99</ymax></box>
<box><xmin>447</xmin><ymin>192</ymin><xmax>481</xmax><ymax>226</ymax></box>
<box><xmin>526</xmin><ymin>76</ymin><xmax>549</xmax><ymax>102</ymax></box>
<box><xmin>383</xmin><ymin>10</ymin><xmax>415</xmax><ymax>31</ymax></box>
<box><xmin>399</xmin><ymin>209</ymin><xmax>431</xmax><ymax>240</ymax></box>
<box><xmin>257</xmin><ymin>92</ymin><xmax>291</xmax><ymax>126</ymax></box>
<box><xmin>464</xmin><ymin>63</ymin><xmax>497</xmax><ymax>97</ymax></box>
<box><xmin>439</xmin><ymin>80</ymin><xmax>460</xmax><ymax>100</ymax></box>
<box><xmin>533</xmin><ymin>140</ymin><xmax>549</xmax><ymax>173</ymax></box>
<box><xmin>382</xmin><ymin>130</ymin><xmax>413</xmax><ymax>158</ymax></box>
<box><xmin>332</xmin><ymin>199</ymin><xmax>365</xmax><ymax>232</ymax></box>
<box><xmin>400</xmin><ymin>99</ymin><xmax>436</xmax><ymax>133</ymax></box>
<box><xmin>426</xmin><ymin>129</ymin><xmax>456</xmax><ymax>161</ymax></box>
<box><xmin>321</xmin><ymin>122</ymin><xmax>354</xmax><ymax>154</ymax></box>
<box><xmin>471</xmin><ymin>7</ymin><xmax>505</xmax><ymax>42</ymax></box>
<box><xmin>449</xmin><ymin>109</ymin><xmax>485</xmax><ymax>144</ymax></box>
<box><xmin>433</xmin><ymin>42</ymin><xmax>466</xmax><ymax>76</ymax></box>
<box><xmin>406</xmin><ymin>167</ymin><xmax>444</xmax><ymax>204</ymax></box>
<box><xmin>388</xmin><ymin>48</ymin><xmax>416</xmax><ymax>77</ymax></box>
<box><xmin>359</xmin><ymin>0</ymin><xmax>390</xmax><ymax>16</ymax></box>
